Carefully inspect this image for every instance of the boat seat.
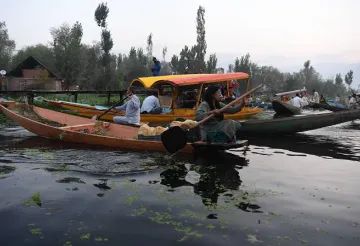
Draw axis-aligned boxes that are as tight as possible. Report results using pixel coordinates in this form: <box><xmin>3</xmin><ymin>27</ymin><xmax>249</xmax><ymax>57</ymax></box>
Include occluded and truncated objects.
<box><xmin>158</xmin><ymin>95</ymin><xmax>172</xmax><ymax>108</ymax></box>
<box><xmin>59</xmin><ymin>122</ymin><xmax>110</xmax><ymax>131</ymax></box>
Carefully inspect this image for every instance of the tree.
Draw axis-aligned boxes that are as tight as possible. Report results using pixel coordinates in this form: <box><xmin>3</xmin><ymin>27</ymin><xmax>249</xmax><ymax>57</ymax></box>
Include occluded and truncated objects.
<box><xmin>345</xmin><ymin>70</ymin><xmax>354</xmax><ymax>88</ymax></box>
<box><xmin>335</xmin><ymin>73</ymin><xmax>343</xmax><ymax>86</ymax></box>
<box><xmin>160</xmin><ymin>46</ymin><xmax>172</xmax><ymax>75</ymax></box>
<box><xmin>194</xmin><ymin>6</ymin><xmax>206</xmax><ymax>73</ymax></box>
<box><xmin>95</xmin><ymin>2</ymin><xmax>114</xmax><ymax>90</ymax></box>
<box><xmin>94</xmin><ymin>3</ymin><xmax>109</xmax><ymax>28</ymax></box>
<box><xmin>205</xmin><ymin>53</ymin><xmax>217</xmax><ymax>73</ymax></box>
<box><xmin>51</xmin><ymin>22</ymin><xmax>84</xmax><ymax>90</ymax></box>
<box><xmin>0</xmin><ymin>21</ymin><xmax>16</xmax><ymax>71</ymax></box>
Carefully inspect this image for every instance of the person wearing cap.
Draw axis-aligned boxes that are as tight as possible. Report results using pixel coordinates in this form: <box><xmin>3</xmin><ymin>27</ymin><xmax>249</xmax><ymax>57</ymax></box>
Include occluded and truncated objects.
<box><xmin>195</xmin><ymin>85</ymin><xmax>247</xmax><ymax>143</ymax></box>
<box><xmin>151</xmin><ymin>57</ymin><xmax>161</xmax><ymax>76</ymax></box>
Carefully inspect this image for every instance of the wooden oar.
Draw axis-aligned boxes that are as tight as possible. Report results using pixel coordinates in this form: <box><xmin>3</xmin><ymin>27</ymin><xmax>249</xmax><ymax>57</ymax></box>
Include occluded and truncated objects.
<box><xmin>161</xmin><ymin>84</ymin><xmax>264</xmax><ymax>153</ymax></box>
<box><xmin>91</xmin><ymin>96</ymin><xmax>129</xmax><ymax>120</ymax></box>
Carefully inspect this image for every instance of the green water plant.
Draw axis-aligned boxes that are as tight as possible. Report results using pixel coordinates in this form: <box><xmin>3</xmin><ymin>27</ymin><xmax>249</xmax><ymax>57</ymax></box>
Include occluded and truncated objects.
<box><xmin>24</xmin><ymin>191</ymin><xmax>42</xmax><ymax>207</ymax></box>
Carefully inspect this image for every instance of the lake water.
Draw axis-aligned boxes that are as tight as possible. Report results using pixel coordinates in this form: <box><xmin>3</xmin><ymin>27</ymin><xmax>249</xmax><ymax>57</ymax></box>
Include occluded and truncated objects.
<box><xmin>1</xmin><ymin>117</ymin><xmax>360</xmax><ymax>246</ymax></box>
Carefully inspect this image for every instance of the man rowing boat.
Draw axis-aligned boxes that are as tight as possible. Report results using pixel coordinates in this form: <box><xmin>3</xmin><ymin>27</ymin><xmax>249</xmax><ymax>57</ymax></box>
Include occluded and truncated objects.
<box><xmin>113</xmin><ymin>87</ymin><xmax>140</xmax><ymax>125</ymax></box>
<box><xmin>195</xmin><ymin>85</ymin><xmax>247</xmax><ymax>143</ymax></box>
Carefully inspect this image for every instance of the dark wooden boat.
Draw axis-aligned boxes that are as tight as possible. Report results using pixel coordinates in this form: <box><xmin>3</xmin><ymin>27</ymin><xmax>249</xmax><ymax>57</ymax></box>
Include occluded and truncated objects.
<box><xmin>237</xmin><ymin>109</ymin><xmax>360</xmax><ymax>136</ymax></box>
<box><xmin>272</xmin><ymin>100</ymin><xmax>301</xmax><ymax>115</ymax></box>
<box><xmin>309</xmin><ymin>102</ymin><xmax>348</xmax><ymax>112</ymax></box>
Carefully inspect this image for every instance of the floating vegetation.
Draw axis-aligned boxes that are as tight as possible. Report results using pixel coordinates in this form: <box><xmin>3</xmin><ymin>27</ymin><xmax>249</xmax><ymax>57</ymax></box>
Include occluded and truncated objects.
<box><xmin>61</xmin><ymin>163</ymin><xmax>68</xmax><ymax>169</ymax></box>
<box><xmin>24</xmin><ymin>191</ymin><xmax>42</xmax><ymax>207</ymax></box>
<box><xmin>28</xmin><ymin>224</ymin><xmax>43</xmax><ymax>238</ymax></box>
<box><xmin>94</xmin><ymin>237</ymin><xmax>109</xmax><ymax>242</ymax></box>
<box><xmin>63</xmin><ymin>241</ymin><xmax>72</xmax><ymax>246</ymax></box>
<box><xmin>80</xmin><ymin>233</ymin><xmax>91</xmax><ymax>240</ymax></box>
<box><xmin>247</xmin><ymin>234</ymin><xmax>263</xmax><ymax>244</ymax></box>
<box><xmin>0</xmin><ymin>165</ymin><xmax>15</xmax><ymax>175</ymax></box>
<box><xmin>126</xmin><ymin>196</ymin><xmax>139</xmax><ymax>205</ymax></box>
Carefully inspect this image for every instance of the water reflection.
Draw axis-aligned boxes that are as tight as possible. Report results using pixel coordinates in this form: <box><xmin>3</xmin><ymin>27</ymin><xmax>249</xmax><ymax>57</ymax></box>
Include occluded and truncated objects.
<box><xmin>249</xmin><ymin>133</ymin><xmax>360</xmax><ymax>160</ymax></box>
<box><xmin>160</xmin><ymin>152</ymin><xmax>262</xmax><ymax>213</ymax></box>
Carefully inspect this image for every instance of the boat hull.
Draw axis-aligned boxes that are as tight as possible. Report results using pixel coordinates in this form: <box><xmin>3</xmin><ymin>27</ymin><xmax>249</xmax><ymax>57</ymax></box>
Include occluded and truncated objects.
<box><xmin>237</xmin><ymin>109</ymin><xmax>360</xmax><ymax>136</ymax></box>
<box><xmin>0</xmin><ymin>104</ymin><xmax>247</xmax><ymax>153</ymax></box>
<box><xmin>272</xmin><ymin>100</ymin><xmax>301</xmax><ymax>115</ymax></box>
<box><xmin>45</xmin><ymin>100</ymin><xmax>263</xmax><ymax>123</ymax></box>
<box><xmin>309</xmin><ymin>102</ymin><xmax>347</xmax><ymax>112</ymax></box>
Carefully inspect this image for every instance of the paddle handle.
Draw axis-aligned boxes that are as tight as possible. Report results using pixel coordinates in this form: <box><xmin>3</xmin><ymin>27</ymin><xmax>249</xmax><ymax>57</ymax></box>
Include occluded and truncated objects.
<box><xmin>197</xmin><ymin>84</ymin><xmax>263</xmax><ymax>125</ymax></box>
<box><xmin>97</xmin><ymin>96</ymin><xmax>129</xmax><ymax>120</ymax></box>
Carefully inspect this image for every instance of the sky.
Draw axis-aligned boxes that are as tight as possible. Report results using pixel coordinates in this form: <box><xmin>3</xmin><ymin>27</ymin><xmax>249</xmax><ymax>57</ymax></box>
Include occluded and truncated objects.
<box><xmin>2</xmin><ymin>0</ymin><xmax>359</xmax><ymax>82</ymax></box>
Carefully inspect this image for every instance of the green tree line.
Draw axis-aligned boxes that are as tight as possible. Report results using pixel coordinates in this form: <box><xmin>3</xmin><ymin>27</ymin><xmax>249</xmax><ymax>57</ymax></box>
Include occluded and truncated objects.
<box><xmin>0</xmin><ymin>3</ymin><xmax>355</xmax><ymax>98</ymax></box>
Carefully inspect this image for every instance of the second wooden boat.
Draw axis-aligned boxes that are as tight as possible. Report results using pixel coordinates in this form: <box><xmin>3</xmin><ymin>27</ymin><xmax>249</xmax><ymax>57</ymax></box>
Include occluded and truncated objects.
<box><xmin>271</xmin><ymin>100</ymin><xmax>301</xmax><ymax>115</ymax></box>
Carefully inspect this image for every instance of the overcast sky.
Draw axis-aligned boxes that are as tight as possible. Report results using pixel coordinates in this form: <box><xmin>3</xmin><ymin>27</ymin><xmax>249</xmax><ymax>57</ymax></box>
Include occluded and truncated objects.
<box><xmin>3</xmin><ymin>0</ymin><xmax>359</xmax><ymax>69</ymax></box>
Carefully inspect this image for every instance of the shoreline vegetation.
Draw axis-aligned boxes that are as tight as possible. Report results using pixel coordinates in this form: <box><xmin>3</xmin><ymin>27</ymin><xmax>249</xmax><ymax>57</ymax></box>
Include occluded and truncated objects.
<box><xmin>0</xmin><ymin>4</ymin><xmax>355</xmax><ymax>100</ymax></box>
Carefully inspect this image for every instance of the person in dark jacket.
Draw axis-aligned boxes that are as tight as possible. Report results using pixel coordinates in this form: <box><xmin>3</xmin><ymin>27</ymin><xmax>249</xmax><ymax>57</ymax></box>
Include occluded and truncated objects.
<box><xmin>151</xmin><ymin>57</ymin><xmax>161</xmax><ymax>76</ymax></box>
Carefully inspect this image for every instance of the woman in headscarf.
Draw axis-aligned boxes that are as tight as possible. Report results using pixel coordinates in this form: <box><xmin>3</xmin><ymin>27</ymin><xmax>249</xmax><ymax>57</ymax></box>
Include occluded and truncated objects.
<box><xmin>195</xmin><ymin>85</ymin><xmax>247</xmax><ymax>143</ymax></box>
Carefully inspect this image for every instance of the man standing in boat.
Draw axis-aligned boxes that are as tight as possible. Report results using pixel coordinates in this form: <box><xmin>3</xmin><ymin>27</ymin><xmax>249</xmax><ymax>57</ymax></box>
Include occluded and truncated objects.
<box><xmin>113</xmin><ymin>87</ymin><xmax>141</xmax><ymax>125</ymax></box>
<box><xmin>312</xmin><ymin>89</ymin><xmax>320</xmax><ymax>103</ymax></box>
<box><xmin>151</xmin><ymin>57</ymin><xmax>161</xmax><ymax>76</ymax></box>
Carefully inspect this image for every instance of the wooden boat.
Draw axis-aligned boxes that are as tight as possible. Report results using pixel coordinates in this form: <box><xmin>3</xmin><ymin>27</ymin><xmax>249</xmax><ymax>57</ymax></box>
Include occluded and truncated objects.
<box><xmin>45</xmin><ymin>73</ymin><xmax>263</xmax><ymax>123</ymax></box>
<box><xmin>0</xmin><ymin>102</ymin><xmax>248</xmax><ymax>153</ymax></box>
<box><xmin>309</xmin><ymin>101</ymin><xmax>347</xmax><ymax>112</ymax></box>
<box><xmin>271</xmin><ymin>100</ymin><xmax>301</xmax><ymax>115</ymax></box>
<box><xmin>237</xmin><ymin>109</ymin><xmax>360</xmax><ymax>136</ymax></box>
<box><xmin>247</xmin><ymin>102</ymin><xmax>273</xmax><ymax>110</ymax></box>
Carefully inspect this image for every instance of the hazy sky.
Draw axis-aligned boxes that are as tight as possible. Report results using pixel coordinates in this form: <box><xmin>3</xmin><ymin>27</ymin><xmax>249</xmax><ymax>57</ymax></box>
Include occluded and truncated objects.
<box><xmin>2</xmin><ymin>0</ymin><xmax>359</xmax><ymax>68</ymax></box>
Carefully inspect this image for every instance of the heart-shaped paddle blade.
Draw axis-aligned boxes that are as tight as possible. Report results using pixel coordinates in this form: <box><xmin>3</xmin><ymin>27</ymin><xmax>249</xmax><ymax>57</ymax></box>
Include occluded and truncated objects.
<box><xmin>161</xmin><ymin>126</ymin><xmax>188</xmax><ymax>153</ymax></box>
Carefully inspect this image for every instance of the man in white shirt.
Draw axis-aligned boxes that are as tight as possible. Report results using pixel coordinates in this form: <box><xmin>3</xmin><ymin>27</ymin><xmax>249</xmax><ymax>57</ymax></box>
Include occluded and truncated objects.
<box><xmin>313</xmin><ymin>89</ymin><xmax>320</xmax><ymax>103</ymax></box>
<box><xmin>141</xmin><ymin>91</ymin><xmax>162</xmax><ymax>114</ymax></box>
<box><xmin>292</xmin><ymin>93</ymin><xmax>303</xmax><ymax>108</ymax></box>
<box><xmin>349</xmin><ymin>94</ymin><xmax>358</xmax><ymax>109</ymax></box>
<box><xmin>113</xmin><ymin>87</ymin><xmax>141</xmax><ymax>125</ymax></box>
<box><xmin>301</xmin><ymin>94</ymin><xmax>309</xmax><ymax>106</ymax></box>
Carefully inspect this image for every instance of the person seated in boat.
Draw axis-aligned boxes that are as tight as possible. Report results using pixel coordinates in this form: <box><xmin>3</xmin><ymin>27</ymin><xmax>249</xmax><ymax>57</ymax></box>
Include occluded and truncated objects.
<box><xmin>320</xmin><ymin>94</ymin><xmax>326</xmax><ymax>104</ymax></box>
<box><xmin>335</xmin><ymin>95</ymin><xmax>341</xmax><ymax>103</ymax></box>
<box><xmin>151</xmin><ymin>57</ymin><xmax>161</xmax><ymax>76</ymax></box>
<box><xmin>195</xmin><ymin>85</ymin><xmax>247</xmax><ymax>143</ymax></box>
<box><xmin>141</xmin><ymin>91</ymin><xmax>162</xmax><ymax>114</ymax></box>
<box><xmin>113</xmin><ymin>87</ymin><xmax>140</xmax><ymax>125</ymax></box>
<box><xmin>312</xmin><ymin>89</ymin><xmax>320</xmax><ymax>103</ymax></box>
<box><xmin>291</xmin><ymin>93</ymin><xmax>303</xmax><ymax>108</ymax></box>
<box><xmin>301</xmin><ymin>93</ymin><xmax>310</xmax><ymax>106</ymax></box>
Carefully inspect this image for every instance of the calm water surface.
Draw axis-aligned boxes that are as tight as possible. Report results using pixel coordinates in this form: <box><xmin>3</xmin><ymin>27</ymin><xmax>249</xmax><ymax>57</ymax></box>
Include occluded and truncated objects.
<box><xmin>1</xmin><ymin>116</ymin><xmax>360</xmax><ymax>246</ymax></box>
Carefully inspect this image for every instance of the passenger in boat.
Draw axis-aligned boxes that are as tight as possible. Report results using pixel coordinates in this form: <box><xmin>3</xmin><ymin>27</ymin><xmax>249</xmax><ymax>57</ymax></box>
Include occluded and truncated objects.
<box><xmin>335</xmin><ymin>95</ymin><xmax>341</xmax><ymax>103</ymax></box>
<box><xmin>195</xmin><ymin>85</ymin><xmax>247</xmax><ymax>143</ymax></box>
<box><xmin>291</xmin><ymin>93</ymin><xmax>303</xmax><ymax>108</ymax></box>
<box><xmin>349</xmin><ymin>94</ymin><xmax>358</xmax><ymax>109</ymax></box>
<box><xmin>320</xmin><ymin>95</ymin><xmax>326</xmax><ymax>104</ymax></box>
<box><xmin>301</xmin><ymin>93</ymin><xmax>310</xmax><ymax>106</ymax></box>
<box><xmin>151</xmin><ymin>57</ymin><xmax>161</xmax><ymax>76</ymax></box>
<box><xmin>141</xmin><ymin>91</ymin><xmax>162</xmax><ymax>114</ymax></box>
<box><xmin>312</xmin><ymin>89</ymin><xmax>320</xmax><ymax>103</ymax></box>
<box><xmin>113</xmin><ymin>87</ymin><xmax>140</xmax><ymax>125</ymax></box>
